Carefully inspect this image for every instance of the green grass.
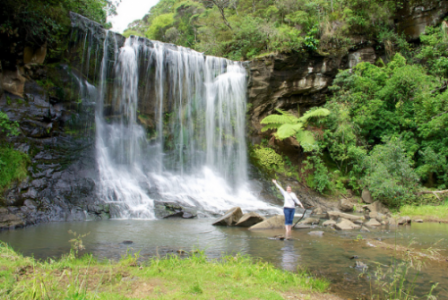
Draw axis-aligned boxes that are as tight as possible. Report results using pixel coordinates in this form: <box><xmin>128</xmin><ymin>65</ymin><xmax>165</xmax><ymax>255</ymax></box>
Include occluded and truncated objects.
<box><xmin>396</xmin><ymin>201</ymin><xmax>448</xmax><ymax>222</ymax></box>
<box><xmin>0</xmin><ymin>241</ymin><xmax>330</xmax><ymax>300</ymax></box>
<box><xmin>0</xmin><ymin>146</ymin><xmax>29</xmax><ymax>190</ymax></box>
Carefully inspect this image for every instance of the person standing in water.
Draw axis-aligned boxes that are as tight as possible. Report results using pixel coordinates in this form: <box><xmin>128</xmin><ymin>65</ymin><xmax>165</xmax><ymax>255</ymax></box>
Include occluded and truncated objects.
<box><xmin>272</xmin><ymin>179</ymin><xmax>304</xmax><ymax>238</ymax></box>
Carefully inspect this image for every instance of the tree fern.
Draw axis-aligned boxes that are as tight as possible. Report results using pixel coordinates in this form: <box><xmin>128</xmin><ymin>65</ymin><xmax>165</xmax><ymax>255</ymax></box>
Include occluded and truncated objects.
<box><xmin>260</xmin><ymin>107</ymin><xmax>330</xmax><ymax>152</ymax></box>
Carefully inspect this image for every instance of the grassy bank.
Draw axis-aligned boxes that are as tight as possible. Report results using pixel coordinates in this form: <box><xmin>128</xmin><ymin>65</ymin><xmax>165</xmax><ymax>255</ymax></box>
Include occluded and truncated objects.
<box><xmin>396</xmin><ymin>202</ymin><xmax>448</xmax><ymax>223</ymax></box>
<box><xmin>0</xmin><ymin>242</ymin><xmax>334</xmax><ymax>300</ymax></box>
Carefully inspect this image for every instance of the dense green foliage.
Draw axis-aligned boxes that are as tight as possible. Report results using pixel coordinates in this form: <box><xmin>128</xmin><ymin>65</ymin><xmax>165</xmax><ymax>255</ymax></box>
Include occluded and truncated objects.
<box><xmin>124</xmin><ymin>0</ymin><xmax>403</xmax><ymax>60</ymax></box>
<box><xmin>0</xmin><ymin>111</ymin><xmax>28</xmax><ymax>190</ymax></box>
<box><xmin>319</xmin><ymin>27</ymin><xmax>448</xmax><ymax>206</ymax></box>
<box><xmin>0</xmin><ymin>0</ymin><xmax>116</xmax><ymax>61</ymax></box>
<box><xmin>0</xmin><ymin>241</ymin><xmax>329</xmax><ymax>299</ymax></box>
<box><xmin>258</xmin><ymin>24</ymin><xmax>448</xmax><ymax>207</ymax></box>
<box><xmin>0</xmin><ymin>147</ymin><xmax>29</xmax><ymax>190</ymax></box>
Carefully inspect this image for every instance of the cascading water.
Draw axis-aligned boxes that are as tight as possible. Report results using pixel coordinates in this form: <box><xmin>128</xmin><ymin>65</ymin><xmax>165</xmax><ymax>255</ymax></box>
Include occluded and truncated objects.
<box><xmin>71</xmin><ymin>14</ymin><xmax>277</xmax><ymax>218</ymax></box>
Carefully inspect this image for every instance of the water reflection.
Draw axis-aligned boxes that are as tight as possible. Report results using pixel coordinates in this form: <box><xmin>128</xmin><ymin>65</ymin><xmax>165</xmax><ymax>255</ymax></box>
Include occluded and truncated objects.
<box><xmin>280</xmin><ymin>242</ymin><xmax>299</xmax><ymax>272</ymax></box>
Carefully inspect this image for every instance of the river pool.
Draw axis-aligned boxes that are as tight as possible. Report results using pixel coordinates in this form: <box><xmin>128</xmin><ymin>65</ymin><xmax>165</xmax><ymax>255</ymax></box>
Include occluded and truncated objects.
<box><xmin>1</xmin><ymin>219</ymin><xmax>447</xmax><ymax>299</ymax></box>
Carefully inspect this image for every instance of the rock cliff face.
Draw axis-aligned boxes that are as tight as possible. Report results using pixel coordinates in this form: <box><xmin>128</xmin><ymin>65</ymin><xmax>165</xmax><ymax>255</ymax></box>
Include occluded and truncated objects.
<box><xmin>246</xmin><ymin>47</ymin><xmax>377</xmax><ymax>139</ymax></box>
<box><xmin>396</xmin><ymin>0</ymin><xmax>448</xmax><ymax>40</ymax></box>
<box><xmin>0</xmin><ymin>14</ymin><xmax>117</xmax><ymax>230</ymax></box>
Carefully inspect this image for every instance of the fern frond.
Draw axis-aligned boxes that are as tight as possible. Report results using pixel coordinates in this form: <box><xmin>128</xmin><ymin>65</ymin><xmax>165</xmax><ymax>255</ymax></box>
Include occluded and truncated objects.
<box><xmin>299</xmin><ymin>108</ymin><xmax>330</xmax><ymax>123</ymax></box>
<box><xmin>260</xmin><ymin>113</ymin><xmax>297</xmax><ymax>125</ymax></box>
<box><xmin>261</xmin><ymin>123</ymin><xmax>281</xmax><ymax>132</ymax></box>
<box><xmin>296</xmin><ymin>131</ymin><xmax>318</xmax><ymax>152</ymax></box>
<box><xmin>275</xmin><ymin>108</ymin><xmax>292</xmax><ymax>116</ymax></box>
<box><xmin>277</xmin><ymin>123</ymin><xmax>303</xmax><ymax>139</ymax></box>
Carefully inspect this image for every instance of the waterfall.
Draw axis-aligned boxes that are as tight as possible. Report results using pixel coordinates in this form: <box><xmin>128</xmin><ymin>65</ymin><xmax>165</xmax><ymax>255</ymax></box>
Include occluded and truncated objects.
<box><xmin>70</xmin><ymin>15</ymin><xmax>275</xmax><ymax>218</ymax></box>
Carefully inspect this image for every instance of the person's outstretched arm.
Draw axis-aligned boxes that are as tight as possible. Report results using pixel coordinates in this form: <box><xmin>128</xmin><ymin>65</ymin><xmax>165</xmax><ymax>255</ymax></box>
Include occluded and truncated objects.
<box><xmin>272</xmin><ymin>179</ymin><xmax>286</xmax><ymax>196</ymax></box>
<box><xmin>291</xmin><ymin>193</ymin><xmax>304</xmax><ymax>208</ymax></box>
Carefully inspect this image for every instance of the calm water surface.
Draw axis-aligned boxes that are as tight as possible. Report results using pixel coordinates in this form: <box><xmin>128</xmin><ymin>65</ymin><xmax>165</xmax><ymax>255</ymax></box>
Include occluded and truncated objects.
<box><xmin>1</xmin><ymin>219</ymin><xmax>447</xmax><ymax>299</ymax></box>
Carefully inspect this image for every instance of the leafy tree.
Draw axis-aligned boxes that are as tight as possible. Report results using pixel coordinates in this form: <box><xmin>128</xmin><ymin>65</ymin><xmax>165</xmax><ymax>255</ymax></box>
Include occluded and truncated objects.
<box><xmin>362</xmin><ymin>138</ymin><xmax>419</xmax><ymax>207</ymax></box>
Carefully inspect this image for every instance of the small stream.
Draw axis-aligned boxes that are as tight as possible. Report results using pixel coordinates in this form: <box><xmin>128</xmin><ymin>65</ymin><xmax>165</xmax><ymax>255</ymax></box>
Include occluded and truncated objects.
<box><xmin>1</xmin><ymin>219</ymin><xmax>447</xmax><ymax>299</ymax></box>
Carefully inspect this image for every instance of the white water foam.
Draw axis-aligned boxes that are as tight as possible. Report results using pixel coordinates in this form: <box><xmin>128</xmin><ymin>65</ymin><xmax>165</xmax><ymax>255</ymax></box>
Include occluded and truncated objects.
<box><xmin>91</xmin><ymin>35</ymin><xmax>278</xmax><ymax>218</ymax></box>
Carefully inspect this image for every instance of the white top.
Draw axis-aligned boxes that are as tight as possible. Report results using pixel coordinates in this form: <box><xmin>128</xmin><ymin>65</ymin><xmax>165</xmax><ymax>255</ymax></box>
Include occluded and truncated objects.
<box><xmin>274</xmin><ymin>182</ymin><xmax>303</xmax><ymax>208</ymax></box>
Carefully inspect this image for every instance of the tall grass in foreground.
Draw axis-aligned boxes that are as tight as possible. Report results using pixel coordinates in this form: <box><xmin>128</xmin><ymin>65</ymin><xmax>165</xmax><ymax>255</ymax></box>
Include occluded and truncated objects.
<box><xmin>398</xmin><ymin>201</ymin><xmax>448</xmax><ymax>222</ymax></box>
<box><xmin>0</xmin><ymin>241</ymin><xmax>329</xmax><ymax>300</ymax></box>
<box><xmin>367</xmin><ymin>233</ymin><xmax>441</xmax><ymax>300</ymax></box>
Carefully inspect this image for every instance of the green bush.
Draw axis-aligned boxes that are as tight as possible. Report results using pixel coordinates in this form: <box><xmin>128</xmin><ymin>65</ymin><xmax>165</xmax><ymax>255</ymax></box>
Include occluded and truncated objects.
<box><xmin>0</xmin><ymin>147</ymin><xmax>29</xmax><ymax>190</ymax></box>
<box><xmin>251</xmin><ymin>146</ymin><xmax>285</xmax><ymax>174</ymax></box>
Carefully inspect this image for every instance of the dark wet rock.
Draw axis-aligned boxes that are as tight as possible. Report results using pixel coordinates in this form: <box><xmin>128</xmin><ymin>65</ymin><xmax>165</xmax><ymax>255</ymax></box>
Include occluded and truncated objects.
<box><xmin>24</xmin><ymin>199</ymin><xmax>38</xmax><ymax>209</ymax></box>
<box><xmin>122</xmin><ymin>240</ymin><xmax>133</xmax><ymax>245</ymax></box>
<box><xmin>212</xmin><ymin>207</ymin><xmax>243</xmax><ymax>226</ymax></box>
<box><xmin>415</xmin><ymin>219</ymin><xmax>423</xmax><ymax>223</ymax></box>
<box><xmin>350</xmin><ymin>255</ymin><xmax>359</xmax><ymax>260</ymax></box>
<box><xmin>235</xmin><ymin>212</ymin><xmax>265</xmax><ymax>227</ymax></box>
<box><xmin>308</xmin><ymin>231</ymin><xmax>324</xmax><ymax>236</ymax></box>
<box><xmin>155</xmin><ymin>201</ymin><xmax>197</xmax><ymax>219</ymax></box>
<box><xmin>7</xmin><ymin>207</ymin><xmax>19</xmax><ymax>213</ymax></box>
<box><xmin>338</xmin><ymin>198</ymin><xmax>354</xmax><ymax>212</ymax></box>
<box><xmin>361</xmin><ymin>189</ymin><xmax>374</xmax><ymax>204</ymax></box>
<box><xmin>249</xmin><ymin>215</ymin><xmax>285</xmax><ymax>230</ymax></box>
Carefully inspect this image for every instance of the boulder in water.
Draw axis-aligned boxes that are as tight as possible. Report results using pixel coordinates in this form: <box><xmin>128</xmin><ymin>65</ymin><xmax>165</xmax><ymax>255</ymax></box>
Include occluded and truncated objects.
<box><xmin>212</xmin><ymin>207</ymin><xmax>243</xmax><ymax>226</ymax></box>
<box><xmin>338</xmin><ymin>198</ymin><xmax>354</xmax><ymax>212</ymax></box>
<box><xmin>299</xmin><ymin>217</ymin><xmax>320</xmax><ymax>225</ymax></box>
<box><xmin>327</xmin><ymin>211</ymin><xmax>364</xmax><ymax>223</ymax></box>
<box><xmin>414</xmin><ymin>219</ymin><xmax>423</xmax><ymax>223</ymax></box>
<box><xmin>322</xmin><ymin>220</ymin><xmax>336</xmax><ymax>227</ymax></box>
<box><xmin>369</xmin><ymin>211</ymin><xmax>387</xmax><ymax>222</ymax></box>
<box><xmin>235</xmin><ymin>212</ymin><xmax>265</xmax><ymax>227</ymax></box>
<box><xmin>397</xmin><ymin>216</ymin><xmax>411</xmax><ymax>225</ymax></box>
<box><xmin>334</xmin><ymin>218</ymin><xmax>360</xmax><ymax>230</ymax></box>
<box><xmin>248</xmin><ymin>215</ymin><xmax>284</xmax><ymax>230</ymax></box>
<box><xmin>364</xmin><ymin>218</ymin><xmax>382</xmax><ymax>227</ymax></box>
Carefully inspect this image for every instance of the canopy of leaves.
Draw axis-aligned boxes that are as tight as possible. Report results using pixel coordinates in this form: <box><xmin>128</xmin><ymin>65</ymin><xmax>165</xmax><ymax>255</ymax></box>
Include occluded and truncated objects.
<box><xmin>0</xmin><ymin>0</ymin><xmax>115</xmax><ymax>62</ymax></box>
<box><xmin>123</xmin><ymin>0</ymin><xmax>401</xmax><ymax>60</ymax></box>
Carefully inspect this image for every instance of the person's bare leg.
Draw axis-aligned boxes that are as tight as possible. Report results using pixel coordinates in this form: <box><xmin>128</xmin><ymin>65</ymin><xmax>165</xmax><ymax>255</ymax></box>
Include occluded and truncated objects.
<box><xmin>286</xmin><ymin>225</ymin><xmax>291</xmax><ymax>238</ymax></box>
